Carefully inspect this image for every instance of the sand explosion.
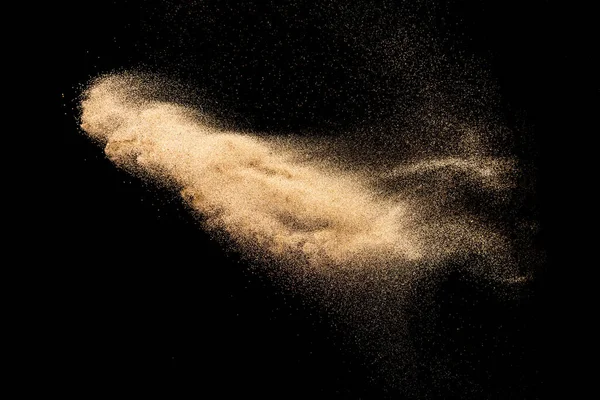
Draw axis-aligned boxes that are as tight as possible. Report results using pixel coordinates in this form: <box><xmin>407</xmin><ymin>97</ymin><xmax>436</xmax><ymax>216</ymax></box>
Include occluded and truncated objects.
<box><xmin>81</xmin><ymin>74</ymin><xmax>525</xmax><ymax>279</ymax></box>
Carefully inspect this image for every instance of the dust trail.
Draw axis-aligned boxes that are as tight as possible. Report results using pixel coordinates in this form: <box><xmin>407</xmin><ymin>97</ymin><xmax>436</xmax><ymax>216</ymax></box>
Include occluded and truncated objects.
<box><xmin>385</xmin><ymin>157</ymin><xmax>516</xmax><ymax>189</ymax></box>
<box><xmin>80</xmin><ymin>74</ymin><xmax>520</xmax><ymax>276</ymax></box>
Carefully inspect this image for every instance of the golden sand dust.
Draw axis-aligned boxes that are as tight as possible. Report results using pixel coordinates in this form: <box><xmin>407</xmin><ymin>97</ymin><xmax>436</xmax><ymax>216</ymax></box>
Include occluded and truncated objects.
<box><xmin>80</xmin><ymin>74</ymin><xmax>522</xmax><ymax>279</ymax></box>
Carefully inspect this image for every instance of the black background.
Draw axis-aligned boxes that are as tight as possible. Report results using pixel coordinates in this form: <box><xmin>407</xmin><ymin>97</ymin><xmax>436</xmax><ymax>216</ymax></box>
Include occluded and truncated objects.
<box><xmin>48</xmin><ymin>0</ymin><xmax>596</xmax><ymax>398</ymax></box>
